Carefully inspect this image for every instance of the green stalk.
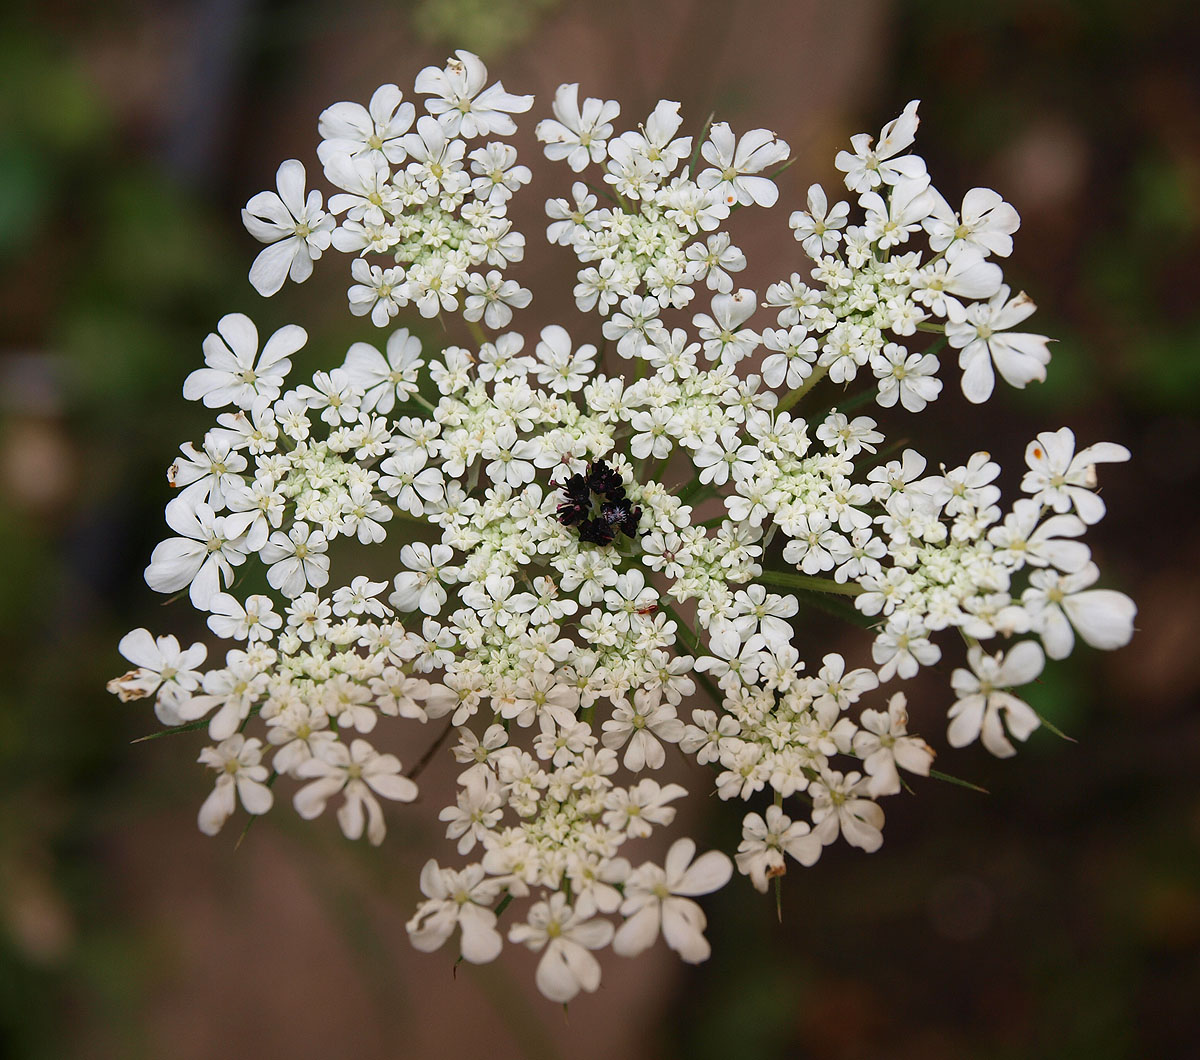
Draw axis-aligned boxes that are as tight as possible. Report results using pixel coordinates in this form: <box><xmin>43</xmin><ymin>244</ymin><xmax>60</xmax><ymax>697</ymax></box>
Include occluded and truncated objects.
<box><xmin>757</xmin><ymin>569</ymin><xmax>864</xmax><ymax>596</ymax></box>
<box><xmin>466</xmin><ymin>319</ymin><xmax>489</xmax><ymax>347</ymax></box>
<box><xmin>688</xmin><ymin>113</ymin><xmax>716</xmax><ymax>179</ymax></box>
<box><xmin>658</xmin><ymin>601</ymin><xmax>723</xmax><ymax>708</ymax></box>
<box><xmin>648</xmin><ymin>452</ymin><xmax>672</xmax><ymax>485</ymax></box>
<box><xmin>676</xmin><ymin>477</ymin><xmax>713</xmax><ymax>505</ymax></box>
<box><xmin>928</xmin><ymin>769</ymin><xmax>990</xmax><ymax>795</ymax></box>
<box><xmin>776</xmin><ymin>364</ymin><xmax>828</xmax><ymax>415</ymax></box>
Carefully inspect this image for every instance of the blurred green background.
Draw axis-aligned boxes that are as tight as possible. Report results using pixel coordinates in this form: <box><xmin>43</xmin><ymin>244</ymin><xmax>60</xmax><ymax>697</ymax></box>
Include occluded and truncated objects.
<box><xmin>1</xmin><ymin>1</ymin><xmax>1197</xmax><ymax>1057</ymax></box>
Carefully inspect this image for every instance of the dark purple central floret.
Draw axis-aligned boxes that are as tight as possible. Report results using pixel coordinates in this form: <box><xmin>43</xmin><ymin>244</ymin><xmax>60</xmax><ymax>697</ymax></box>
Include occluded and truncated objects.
<box><xmin>556</xmin><ymin>459</ymin><xmax>642</xmax><ymax>546</ymax></box>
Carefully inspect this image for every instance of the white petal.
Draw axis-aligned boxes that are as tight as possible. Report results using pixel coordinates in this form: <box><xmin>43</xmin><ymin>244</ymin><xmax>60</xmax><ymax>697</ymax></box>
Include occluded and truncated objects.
<box><xmin>458</xmin><ymin>905</ymin><xmax>503</xmax><ymax>964</ymax></box>
<box><xmin>249</xmin><ymin>239</ymin><xmax>299</xmax><ymax>297</ymax></box>
<box><xmin>660</xmin><ymin>897</ymin><xmax>710</xmax><ymax>963</ymax></box>
<box><xmin>117</xmin><ymin>628</ymin><xmax>161</xmax><ymax>669</ymax></box>
<box><xmin>675</xmin><ymin>850</ymin><xmax>733</xmax><ymax>897</ymax></box>
<box><xmin>237</xmin><ymin>777</ymin><xmax>274</xmax><ymax>815</ymax></box>
<box><xmin>197</xmin><ymin>778</ymin><xmax>235</xmax><ymax>836</ymax></box>
<box><xmin>997</xmin><ymin>640</ymin><xmax>1045</xmax><ymax>686</ymax></box>
<box><xmin>1063</xmin><ymin>589</ymin><xmax>1136</xmax><ymax>651</ymax></box>
<box><xmin>612</xmin><ymin>903</ymin><xmax>660</xmax><ymax>958</ymax></box>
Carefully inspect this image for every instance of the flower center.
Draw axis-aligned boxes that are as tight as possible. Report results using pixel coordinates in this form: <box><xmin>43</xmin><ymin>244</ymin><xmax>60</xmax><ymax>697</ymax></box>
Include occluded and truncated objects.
<box><xmin>555</xmin><ymin>459</ymin><xmax>643</xmax><ymax>547</ymax></box>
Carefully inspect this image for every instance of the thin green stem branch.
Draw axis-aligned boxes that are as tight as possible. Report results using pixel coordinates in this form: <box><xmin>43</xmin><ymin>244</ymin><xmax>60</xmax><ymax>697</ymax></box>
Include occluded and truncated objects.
<box><xmin>658</xmin><ymin>601</ymin><xmax>723</xmax><ymax>708</ymax></box>
<box><xmin>466</xmin><ymin>319</ymin><xmax>489</xmax><ymax>347</ymax></box>
<box><xmin>776</xmin><ymin>364</ymin><xmax>828</xmax><ymax>415</ymax></box>
<box><xmin>757</xmin><ymin>569</ymin><xmax>864</xmax><ymax>596</ymax></box>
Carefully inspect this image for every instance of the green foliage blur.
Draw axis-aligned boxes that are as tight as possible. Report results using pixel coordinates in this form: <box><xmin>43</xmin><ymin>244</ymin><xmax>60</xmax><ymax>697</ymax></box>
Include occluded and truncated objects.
<box><xmin>0</xmin><ymin>1</ymin><xmax>1196</xmax><ymax>1058</ymax></box>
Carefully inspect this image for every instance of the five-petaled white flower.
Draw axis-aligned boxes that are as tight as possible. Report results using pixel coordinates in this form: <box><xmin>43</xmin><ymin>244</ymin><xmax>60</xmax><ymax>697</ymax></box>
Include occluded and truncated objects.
<box><xmin>294</xmin><ymin>738</ymin><xmax>417</xmax><ymax>845</ymax></box>
<box><xmin>197</xmin><ymin>735</ymin><xmax>273</xmax><ymax>836</ymax></box>
<box><xmin>183</xmin><ymin>313</ymin><xmax>306</xmax><ymax>411</ymax></box>
<box><xmin>613</xmin><ymin>839</ymin><xmax>733</xmax><ymax>963</ymax></box>
<box><xmin>508</xmin><ymin>894</ymin><xmax>614</xmax><ymax>1003</ymax></box>
<box><xmin>242</xmin><ymin>160</ymin><xmax>334</xmax><ymax>297</ymax></box>
<box><xmin>948</xmin><ymin>642</ymin><xmax>1045</xmax><ymax>758</ymax></box>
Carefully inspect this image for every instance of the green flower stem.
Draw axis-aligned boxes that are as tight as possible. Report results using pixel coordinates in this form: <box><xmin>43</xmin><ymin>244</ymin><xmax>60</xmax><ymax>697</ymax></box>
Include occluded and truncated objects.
<box><xmin>658</xmin><ymin>601</ymin><xmax>723</xmax><ymax>707</ymax></box>
<box><xmin>384</xmin><ymin>504</ymin><xmax>435</xmax><ymax>524</ymax></box>
<box><xmin>928</xmin><ymin>769</ymin><xmax>990</xmax><ymax>795</ymax></box>
<box><xmin>757</xmin><ymin>569</ymin><xmax>864</xmax><ymax>596</ymax></box>
<box><xmin>817</xmin><ymin>385</ymin><xmax>879</xmax><ymax>420</ymax></box>
<box><xmin>405</xmin><ymin>720</ymin><xmax>455</xmax><ymax>780</ymax></box>
<box><xmin>915</xmin><ymin>321</ymin><xmax>945</xmax><ymax>334</ymax></box>
<box><xmin>688</xmin><ymin>113</ymin><xmax>715</xmax><ymax>179</ymax></box>
<box><xmin>465</xmin><ymin>319</ymin><xmax>489</xmax><ymax>347</ymax></box>
<box><xmin>776</xmin><ymin>364</ymin><xmax>829</xmax><ymax>415</ymax></box>
<box><xmin>648</xmin><ymin>453</ymin><xmax>672</xmax><ymax>484</ymax></box>
<box><xmin>766</xmin><ymin>156</ymin><xmax>800</xmax><ymax>182</ymax></box>
<box><xmin>586</xmin><ymin>180</ymin><xmax>620</xmax><ymax>207</ymax></box>
<box><xmin>131</xmin><ymin>716</ymin><xmax>216</xmax><ymax>743</ymax></box>
<box><xmin>676</xmin><ymin>477</ymin><xmax>713</xmax><ymax>505</ymax></box>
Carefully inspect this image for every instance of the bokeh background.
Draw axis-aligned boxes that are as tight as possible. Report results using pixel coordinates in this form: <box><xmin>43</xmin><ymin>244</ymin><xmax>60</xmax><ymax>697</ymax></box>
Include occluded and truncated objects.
<box><xmin>2</xmin><ymin>0</ymin><xmax>1198</xmax><ymax>1057</ymax></box>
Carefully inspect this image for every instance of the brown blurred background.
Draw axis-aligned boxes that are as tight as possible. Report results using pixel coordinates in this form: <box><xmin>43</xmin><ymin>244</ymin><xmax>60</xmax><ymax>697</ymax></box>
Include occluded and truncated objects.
<box><xmin>1</xmin><ymin>0</ymin><xmax>1198</xmax><ymax>1057</ymax></box>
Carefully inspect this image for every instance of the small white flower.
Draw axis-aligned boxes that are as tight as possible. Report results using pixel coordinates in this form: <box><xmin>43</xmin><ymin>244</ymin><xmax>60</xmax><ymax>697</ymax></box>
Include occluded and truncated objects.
<box><xmin>347</xmin><ymin>259</ymin><xmax>406</xmax><ymax>326</ymax></box>
<box><xmin>810</xmin><ymin>770</ymin><xmax>885</xmax><ymax>852</ymax></box>
<box><xmin>463</xmin><ymin>269</ymin><xmax>532</xmax><ymax>329</ymax></box>
<box><xmin>260</xmin><ymin>522</ymin><xmax>330</xmax><ymax>598</ymax></box>
<box><xmin>1020</xmin><ymin>427</ymin><xmax>1130</xmax><ymax>525</ymax></box>
<box><xmin>924</xmin><ymin>186</ymin><xmax>1020</xmax><ymax>258</ymax></box>
<box><xmin>183</xmin><ymin>314</ymin><xmax>306</xmax><ymax>410</ymax></box>
<box><xmin>1022</xmin><ymin>563</ymin><xmax>1136</xmax><ymax>660</ymax></box>
<box><xmin>853</xmin><ymin>692</ymin><xmax>934</xmax><ymax>796</ymax></box>
<box><xmin>859</xmin><ymin>176</ymin><xmax>936</xmax><ymax>249</ymax></box>
<box><xmin>601</xmin><ymin>690</ymin><xmax>684</xmax><ymax>772</ymax></box>
<box><xmin>416</xmin><ymin>50</ymin><xmax>533</xmax><ymax>139</ymax></box>
<box><xmin>871</xmin><ymin>342</ymin><xmax>942</xmax><ymax>412</ymax></box>
<box><xmin>536</xmin><ymin>83</ymin><xmax>620</xmax><ymax>171</ymax></box>
<box><xmin>340</xmin><ymin>328</ymin><xmax>424</xmax><ymax>415</ymax></box>
<box><xmin>508</xmin><ymin>894</ymin><xmax>614</xmax><ymax>1003</ymax></box>
<box><xmin>947</xmin><ymin>642</ymin><xmax>1045</xmax><ymax>758</ymax></box>
<box><xmin>406</xmin><ymin>859</ymin><xmax>504</xmax><ymax>963</ymax></box>
<box><xmin>293</xmin><ymin>738</ymin><xmax>417</xmax><ymax>845</ymax></box>
<box><xmin>391</xmin><ymin>542</ymin><xmax>457</xmax><ymax>616</ymax></box>
<box><xmin>206</xmin><ymin>593</ymin><xmax>281</xmax><ymax>642</ymax></box>
<box><xmin>468</xmin><ymin>142</ymin><xmax>532</xmax><ymax>204</ymax></box>
<box><xmin>834</xmin><ymin>100</ymin><xmax>927</xmax><ymax>193</ymax></box>
<box><xmin>107</xmin><ymin>629</ymin><xmax>207</xmax><ymax>707</ymax></box>
<box><xmin>613</xmin><ymin>838</ymin><xmax>732</xmax><ymax>963</ymax></box>
<box><xmin>693</xmin><ymin>289</ymin><xmax>761</xmax><ymax>366</ymax></box>
<box><xmin>242</xmin><ymin>160</ymin><xmax>334</xmax><ymax>296</ymax></box>
<box><xmin>196</xmin><ymin>735</ymin><xmax>273</xmax><ymax>836</ymax></box>
<box><xmin>144</xmin><ymin>497</ymin><xmax>255</xmax><ymax>610</ymax></box>
<box><xmin>872</xmin><ymin>614</ymin><xmax>941</xmax><ymax>681</ymax></box>
<box><xmin>318</xmin><ymin>82</ymin><xmax>414</xmax><ymax>166</ymax></box>
<box><xmin>789</xmin><ymin>183</ymin><xmax>849</xmax><ymax>257</ymax></box>
<box><xmin>945</xmin><ymin>285</ymin><xmax>1051</xmax><ymax>404</ymax></box>
<box><xmin>736</xmin><ymin>805</ymin><xmax>822</xmax><ymax>892</ymax></box>
<box><xmin>698</xmin><ymin>123</ymin><xmax>790</xmax><ymax>208</ymax></box>
<box><xmin>533</xmin><ymin>324</ymin><xmax>596</xmax><ymax>394</ymax></box>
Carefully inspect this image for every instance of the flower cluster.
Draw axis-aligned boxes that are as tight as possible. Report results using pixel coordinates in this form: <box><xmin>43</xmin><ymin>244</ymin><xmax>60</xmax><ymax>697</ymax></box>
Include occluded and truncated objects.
<box><xmin>109</xmin><ymin>53</ymin><xmax>1136</xmax><ymax>1004</ymax></box>
<box><xmin>244</xmin><ymin>50</ymin><xmax>533</xmax><ymax>325</ymax></box>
